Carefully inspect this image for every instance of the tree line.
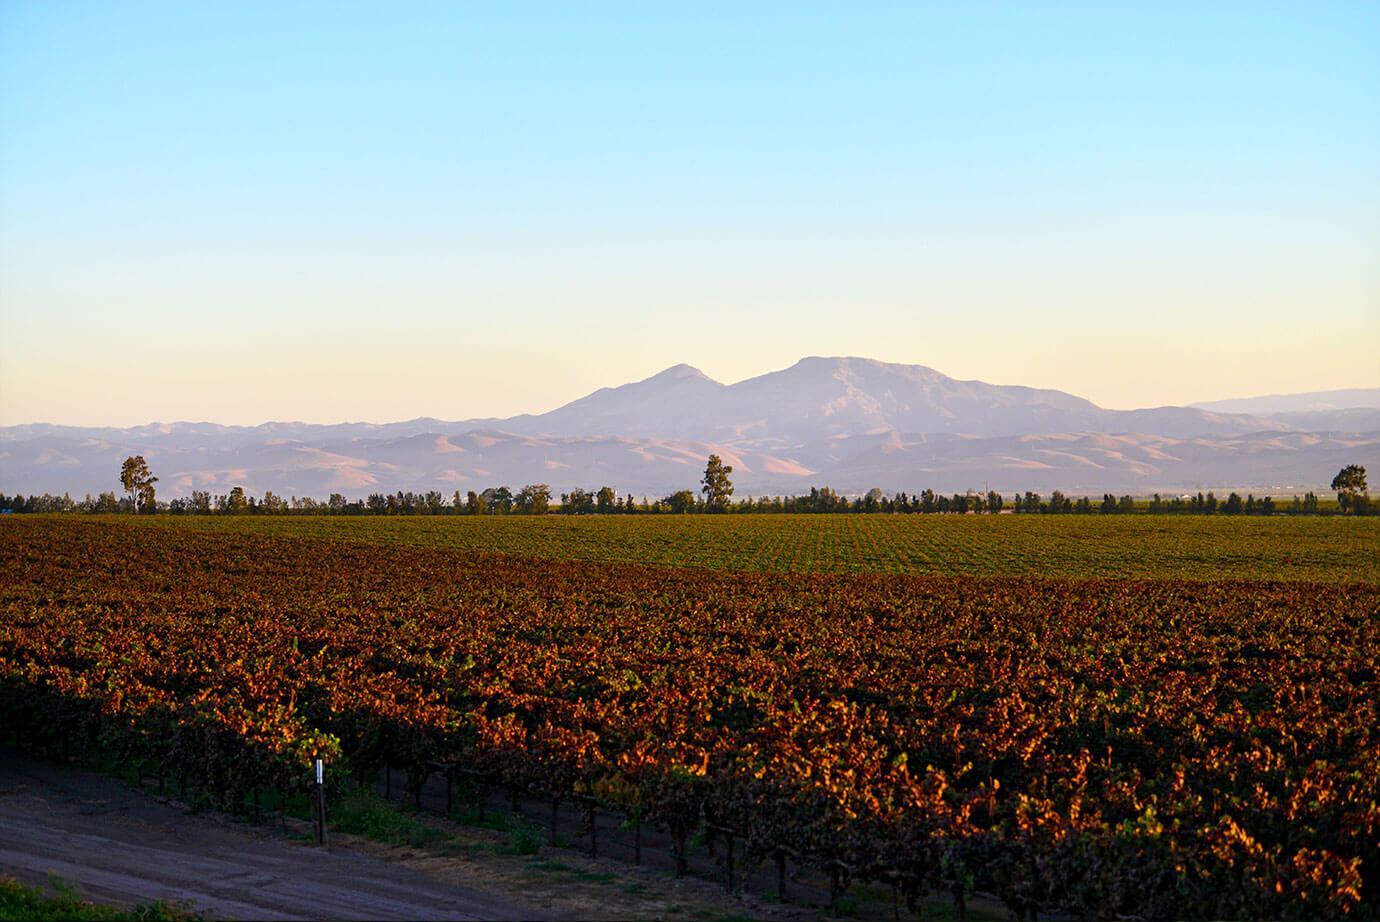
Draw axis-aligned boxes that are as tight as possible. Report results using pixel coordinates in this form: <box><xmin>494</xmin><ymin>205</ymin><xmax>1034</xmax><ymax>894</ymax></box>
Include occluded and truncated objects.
<box><xmin>0</xmin><ymin>455</ymin><xmax>1370</xmax><ymax>516</ymax></box>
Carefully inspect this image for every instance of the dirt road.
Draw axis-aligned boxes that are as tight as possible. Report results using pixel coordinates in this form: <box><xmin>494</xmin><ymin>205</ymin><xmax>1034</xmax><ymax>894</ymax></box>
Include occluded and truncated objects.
<box><xmin>0</xmin><ymin>749</ymin><xmax>556</xmax><ymax>920</ymax></box>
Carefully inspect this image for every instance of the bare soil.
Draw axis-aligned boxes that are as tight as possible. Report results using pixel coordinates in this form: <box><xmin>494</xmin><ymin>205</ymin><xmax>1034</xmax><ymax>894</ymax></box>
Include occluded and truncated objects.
<box><xmin>0</xmin><ymin>749</ymin><xmax>817</xmax><ymax>920</ymax></box>
<box><xmin>0</xmin><ymin>748</ymin><xmax>558</xmax><ymax>920</ymax></box>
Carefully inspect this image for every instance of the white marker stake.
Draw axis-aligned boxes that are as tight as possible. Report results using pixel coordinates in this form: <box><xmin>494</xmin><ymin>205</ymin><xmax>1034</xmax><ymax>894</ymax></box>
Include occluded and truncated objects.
<box><xmin>314</xmin><ymin>759</ymin><xmax>327</xmax><ymax>846</ymax></box>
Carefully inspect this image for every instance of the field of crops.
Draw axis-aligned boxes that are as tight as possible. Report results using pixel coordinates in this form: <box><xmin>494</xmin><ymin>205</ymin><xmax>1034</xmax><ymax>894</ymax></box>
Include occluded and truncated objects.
<box><xmin>3</xmin><ymin>515</ymin><xmax>1377</xmax><ymax>920</ymax></box>
<box><xmin>134</xmin><ymin>511</ymin><xmax>1380</xmax><ymax>582</ymax></box>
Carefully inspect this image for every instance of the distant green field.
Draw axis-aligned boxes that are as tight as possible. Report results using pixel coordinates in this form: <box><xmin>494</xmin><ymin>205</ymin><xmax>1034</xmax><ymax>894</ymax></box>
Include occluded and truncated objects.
<box><xmin>114</xmin><ymin>513</ymin><xmax>1380</xmax><ymax>582</ymax></box>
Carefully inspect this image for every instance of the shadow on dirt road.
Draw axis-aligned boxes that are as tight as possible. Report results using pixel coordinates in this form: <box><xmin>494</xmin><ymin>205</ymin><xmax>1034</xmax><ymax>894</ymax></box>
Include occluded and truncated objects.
<box><xmin>0</xmin><ymin>747</ymin><xmax>557</xmax><ymax>920</ymax></box>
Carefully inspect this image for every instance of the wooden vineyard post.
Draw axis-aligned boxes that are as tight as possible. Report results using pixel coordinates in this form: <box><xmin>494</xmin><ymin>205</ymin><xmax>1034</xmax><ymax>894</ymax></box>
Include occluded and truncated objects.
<box><xmin>826</xmin><ymin>859</ymin><xmax>855</xmax><ymax>917</ymax></box>
<box><xmin>707</xmin><ymin>824</ymin><xmax>736</xmax><ymax>893</ymax></box>
<box><xmin>579</xmin><ymin>795</ymin><xmax>599</xmax><ymax>859</ymax></box>
<box><xmin>460</xmin><ymin>768</ymin><xmax>489</xmax><ymax>820</ymax></box>
<box><xmin>773</xmin><ymin>845</ymin><xmax>800</xmax><ymax>903</ymax></box>
<box><xmin>725</xmin><ymin>830</ymin><xmax>735</xmax><ymax>894</ymax></box>
<box><xmin>671</xmin><ymin>821</ymin><xmax>688</xmax><ymax>879</ymax></box>
<box><xmin>881</xmin><ymin>869</ymin><xmax>902</xmax><ymax>921</ymax></box>
<box><xmin>314</xmin><ymin>759</ymin><xmax>327</xmax><ymax>846</ymax></box>
<box><xmin>438</xmin><ymin>763</ymin><xmax>453</xmax><ymax>816</ymax></box>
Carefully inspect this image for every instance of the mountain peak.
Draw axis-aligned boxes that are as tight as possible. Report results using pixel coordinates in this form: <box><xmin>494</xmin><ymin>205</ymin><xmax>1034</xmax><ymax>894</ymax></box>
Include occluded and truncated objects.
<box><xmin>785</xmin><ymin>355</ymin><xmax>950</xmax><ymax>382</ymax></box>
<box><xmin>647</xmin><ymin>363</ymin><xmax>714</xmax><ymax>383</ymax></box>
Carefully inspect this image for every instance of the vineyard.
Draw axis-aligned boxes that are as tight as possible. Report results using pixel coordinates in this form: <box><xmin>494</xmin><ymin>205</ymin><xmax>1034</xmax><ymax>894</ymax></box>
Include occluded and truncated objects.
<box><xmin>134</xmin><ymin>511</ymin><xmax>1380</xmax><ymax>582</ymax></box>
<box><xmin>3</xmin><ymin>516</ymin><xmax>1378</xmax><ymax>919</ymax></box>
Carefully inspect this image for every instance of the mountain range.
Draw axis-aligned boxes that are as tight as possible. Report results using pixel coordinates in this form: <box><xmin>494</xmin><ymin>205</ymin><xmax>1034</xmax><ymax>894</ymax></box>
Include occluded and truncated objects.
<box><xmin>3</xmin><ymin>357</ymin><xmax>1377</xmax><ymax>500</ymax></box>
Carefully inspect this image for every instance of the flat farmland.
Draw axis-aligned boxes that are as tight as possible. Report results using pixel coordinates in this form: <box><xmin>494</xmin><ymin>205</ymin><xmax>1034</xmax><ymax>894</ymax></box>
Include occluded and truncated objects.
<box><xmin>129</xmin><ymin>511</ymin><xmax>1380</xmax><ymax>582</ymax></box>
<box><xmin>3</xmin><ymin>514</ymin><xmax>1378</xmax><ymax>919</ymax></box>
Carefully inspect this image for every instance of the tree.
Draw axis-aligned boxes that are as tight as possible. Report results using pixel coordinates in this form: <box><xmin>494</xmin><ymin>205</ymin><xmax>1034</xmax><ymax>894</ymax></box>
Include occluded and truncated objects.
<box><xmin>226</xmin><ymin>486</ymin><xmax>249</xmax><ymax>515</ymax></box>
<box><xmin>665</xmin><ymin>489</ymin><xmax>697</xmax><ymax>514</ymax></box>
<box><xmin>515</xmin><ymin>484</ymin><xmax>551</xmax><ymax>515</ymax></box>
<box><xmin>465</xmin><ymin>490</ymin><xmax>486</xmax><ymax>516</ymax></box>
<box><xmin>701</xmin><ymin>454</ymin><xmax>734</xmax><ymax>509</ymax></box>
<box><xmin>1331</xmin><ymin>465</ymin><xmax>1368</xmax><ymax>514</ymax></box>
<box><xmin>119</xmin><ymin>456</ymin><xmax>158</xmax><ymax>514</ymax></box>
<box><xmin>487</xmin><ymin>486</ymin><xmax>513</xmax><ymax>514</ymax></box>
<box><xmin>561</xmin><ymin>488</ymin><xmax>595</xmax><ymax>515</ymax></box>
<box><xmin>596</xmin><ymin>486</ymin><xmax>617</xmax><ymax>514</ymax></box>
<box><xmin>862</xmin><ymin>487</ymin><xmax>884</xmax><ymax>513</ymax></box>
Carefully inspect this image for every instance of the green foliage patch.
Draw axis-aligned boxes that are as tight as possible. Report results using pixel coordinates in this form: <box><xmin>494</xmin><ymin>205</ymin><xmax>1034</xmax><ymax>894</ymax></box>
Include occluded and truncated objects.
<box><xmin>133</xmin><ymin>512</ymin><xmax>1380</xmax><ymax>582</ymax></box>
<box><xmin>0</xmin><ymin>875</ymin><xmax>210</xmax><ymax>922</ymax></box>
<box><xmin>330</xmin><ymin>791</ymin><xmax>452</xmax><ymax>847</ymax></box>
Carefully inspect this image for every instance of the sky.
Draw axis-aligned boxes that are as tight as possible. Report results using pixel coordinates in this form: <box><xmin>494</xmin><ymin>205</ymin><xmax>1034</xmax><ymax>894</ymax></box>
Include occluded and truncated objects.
<box><xmin>2</xmin><ymin>1</ymin><xmax>1377</xmax><ymax>427</ymax></box>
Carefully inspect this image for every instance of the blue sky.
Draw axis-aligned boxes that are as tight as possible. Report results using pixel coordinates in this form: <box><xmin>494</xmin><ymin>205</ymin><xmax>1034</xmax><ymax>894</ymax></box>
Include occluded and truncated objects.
<box><xmin>2</xmin><ymin>1</ymin><xmax>1377</xmax><ymax>426</ymax></box>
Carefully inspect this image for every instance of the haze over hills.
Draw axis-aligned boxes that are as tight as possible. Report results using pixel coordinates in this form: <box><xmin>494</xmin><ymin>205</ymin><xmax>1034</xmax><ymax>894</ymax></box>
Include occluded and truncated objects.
<box><xmin>1190</xmin><ymin>387</ymin><xmax>1380</xmax><ymax>416</ymax></box>
<box><xmin>491</xmin><ymin>357</ymin><xmax>1291</xmax><ymax>443</ymax></box>
<box><xmin>2</xmin><ymin>357</ymin><xmax>1376</xmax><ymax>500</ymax></box>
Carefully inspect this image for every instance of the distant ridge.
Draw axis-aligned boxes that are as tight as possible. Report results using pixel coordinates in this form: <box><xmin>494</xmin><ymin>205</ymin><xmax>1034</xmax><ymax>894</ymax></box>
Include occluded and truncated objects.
<box><xmin>2</xmin><ymin>357</ymin><xmax>1376</xmax><ymax>498</ymax></box>
<box><xmin>1191</xmin><ymin>387</ymin><xmax>1380</xmax><ymax>416</ymax></box>
<box><xmin>491</xmin><ymin>356</ymin><xmax>1286</xmax><ymax>444</ymax></box>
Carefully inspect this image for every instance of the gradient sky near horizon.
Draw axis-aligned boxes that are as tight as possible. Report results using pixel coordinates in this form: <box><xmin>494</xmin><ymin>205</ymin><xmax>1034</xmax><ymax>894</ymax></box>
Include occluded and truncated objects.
<box><xmin>2</xmin><ymin>1</ymin><xmax>1377</xmax><ymax>427</ymax></box>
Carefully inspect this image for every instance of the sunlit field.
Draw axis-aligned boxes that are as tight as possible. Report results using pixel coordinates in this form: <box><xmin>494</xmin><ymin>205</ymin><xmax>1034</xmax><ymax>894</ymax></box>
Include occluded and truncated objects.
<box><xmin>125</xmin><ymin>511</ymin><xmax>1380</xmax><ymax>582</ymax></box>
<box><xmin>4</xmin><ymin>514</ymin><xmax>1377</xmax><ymax>919</ymax></box>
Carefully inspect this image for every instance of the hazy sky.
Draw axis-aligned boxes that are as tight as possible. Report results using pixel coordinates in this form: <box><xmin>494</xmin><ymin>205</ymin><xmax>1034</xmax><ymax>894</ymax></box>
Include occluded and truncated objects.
<box><xmin>2</xmin><ymin>1</ymin><xmax>1377</xmax><ymax>427</ymax></box>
